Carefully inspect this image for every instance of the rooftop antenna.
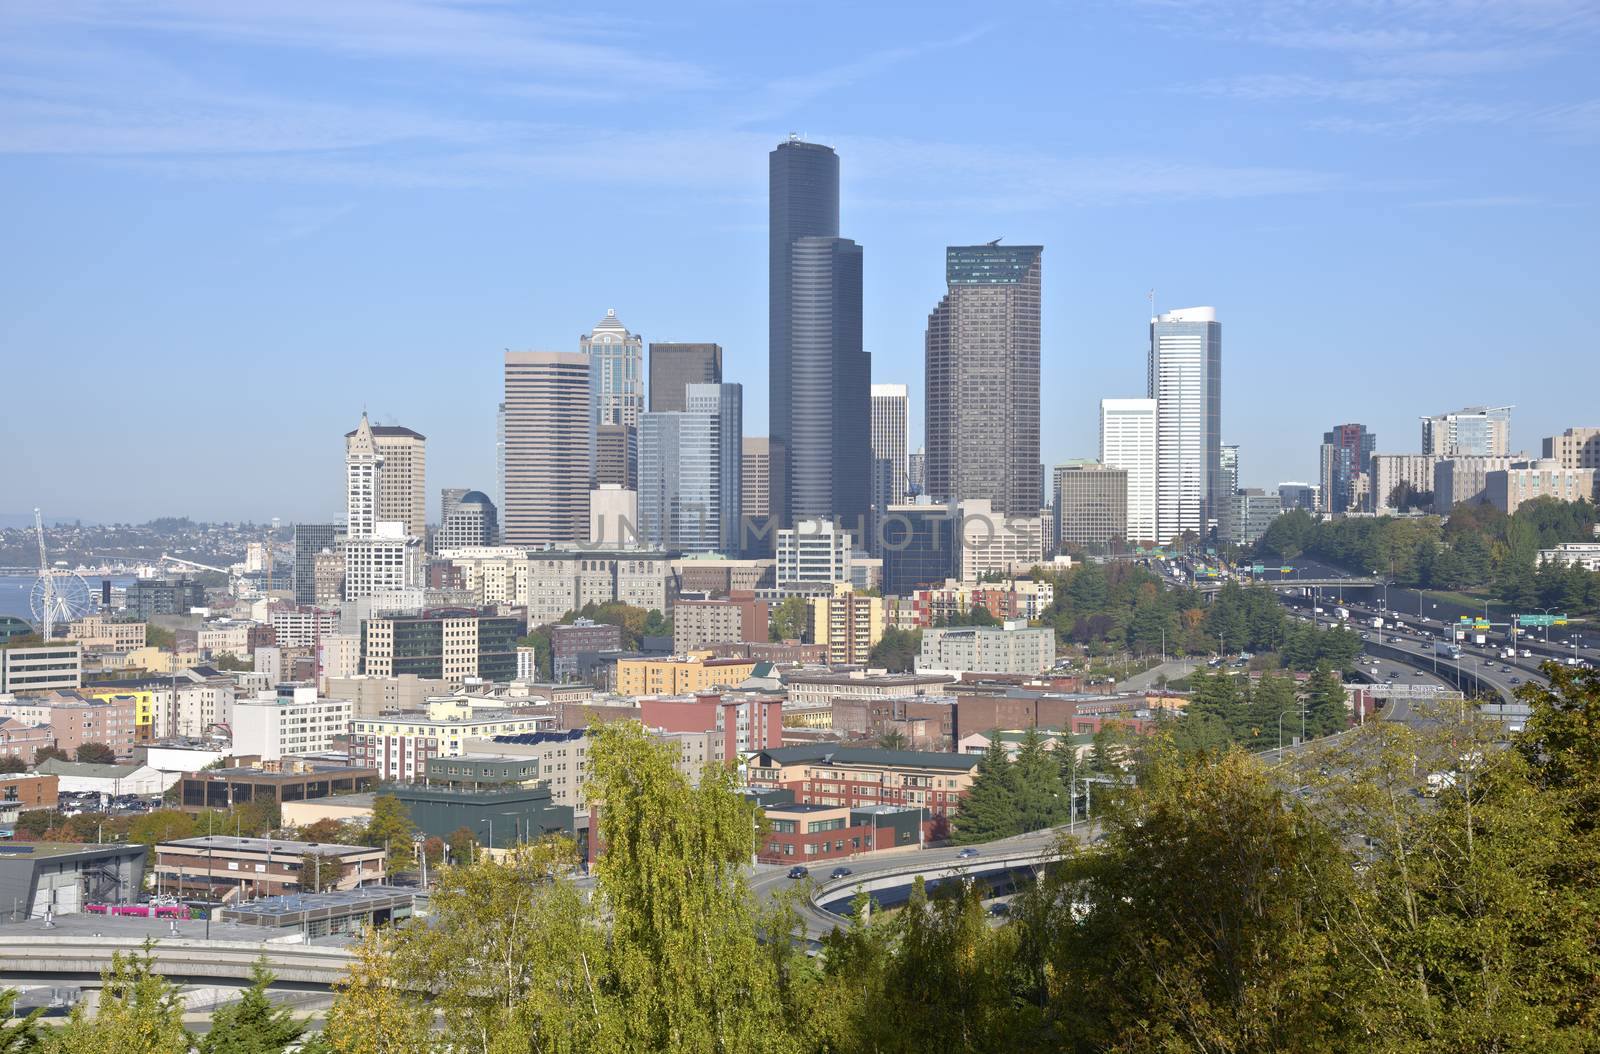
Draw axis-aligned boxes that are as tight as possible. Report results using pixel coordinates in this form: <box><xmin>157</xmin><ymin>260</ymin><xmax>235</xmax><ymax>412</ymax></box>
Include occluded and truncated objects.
<box><xmin>1148</xmin><ymin>288</ymin><xmax>1157</xmax><ymax>321</ymax></box>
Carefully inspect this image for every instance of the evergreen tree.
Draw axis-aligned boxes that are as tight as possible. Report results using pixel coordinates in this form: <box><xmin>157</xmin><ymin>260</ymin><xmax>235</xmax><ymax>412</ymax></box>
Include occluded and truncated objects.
<box><xmin>1304</xmin><ymin>661</ymin><xmax>1347</xmax><ymax>738</ymax></box>
<box><xmin>1010</xmin><ymin>728</ymin><xmax>1065</xmax><ymax>832</ymax></box>
<box><xmin>952</xmin><ymin>738</ymin><xmax>1018</xmax><ymax>844</ymax></box>
<box><xmin>199</xmin><ymin>961</ymin><xmax>305</xmax><ymax>1054</ymax></box>
<box><xmin>0</xmin><ymin>989</ymin><xmax>41</xmax><ymax>1053</ymax></box>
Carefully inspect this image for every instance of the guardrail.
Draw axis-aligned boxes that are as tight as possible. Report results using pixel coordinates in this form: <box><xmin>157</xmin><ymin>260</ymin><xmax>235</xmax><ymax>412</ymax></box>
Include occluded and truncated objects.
<box><xmin>0</xmin><ymin>936</ymin><xmax>354</xmax><ymax>988</ymax></box>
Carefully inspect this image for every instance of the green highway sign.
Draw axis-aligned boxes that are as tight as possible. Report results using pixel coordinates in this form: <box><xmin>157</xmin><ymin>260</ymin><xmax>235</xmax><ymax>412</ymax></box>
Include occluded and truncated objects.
<box><xmin>1517</xmin><ymin>614</ymin><xmax>1568</xmax><ymax>627</ymax></box>
<box><xmin>1251</xmin><ymin>565</ymin><xmax>1265</xmax><ymax>574</ymax></box>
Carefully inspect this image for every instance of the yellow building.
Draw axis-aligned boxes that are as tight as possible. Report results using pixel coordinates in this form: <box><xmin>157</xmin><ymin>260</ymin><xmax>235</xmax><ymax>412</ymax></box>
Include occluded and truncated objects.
<box><xmin>121</xmin><ymin>647</ymin><xmax>203</xmax><ymax>675</ymax></box>
<box><xmin>809</xmin><ymin>593</ymin><xmax>884</xmax><ymax>666</ymax></box>
<box><xmin>614</xmin><ymin>656</ymin><xmax>758</xmax><ymax>698</ymax></box>
<box><xmin>68</xmin><ymin>616</ymin><xmax>147</xmax><ymax>653</ymax></box>
<box><xmin>82</xmin><ymin>686</ymin><xmax>157</xmax><ymax>738</ymax></box>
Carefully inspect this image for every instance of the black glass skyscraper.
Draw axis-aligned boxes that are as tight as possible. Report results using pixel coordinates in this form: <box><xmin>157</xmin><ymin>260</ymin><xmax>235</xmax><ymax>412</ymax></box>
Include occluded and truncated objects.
<box><xmin>769</xmin><ymin>136</ymin><xmax>870</xmax><ymax>533</ymax></box>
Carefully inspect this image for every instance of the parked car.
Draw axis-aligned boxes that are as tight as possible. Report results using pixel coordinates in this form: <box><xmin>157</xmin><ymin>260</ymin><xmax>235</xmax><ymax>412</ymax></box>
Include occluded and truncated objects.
<box><xmin>828</xmin><ymin>866</ymin><xmax>853</xmax><ymax>880</ymax></box>
<box><xmin>787</xmin><ymin>866</ymin><xmax>810</xmax><ymax>880</ymax></box>
<box><xmin>957</xmin><ymin>847</ymin><xmax>980</xmax><ymax>859</ymax></box>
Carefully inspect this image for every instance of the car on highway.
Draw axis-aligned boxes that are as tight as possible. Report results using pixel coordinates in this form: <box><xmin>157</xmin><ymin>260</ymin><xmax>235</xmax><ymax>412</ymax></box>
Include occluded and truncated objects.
<box><xmin>957</xmin><ymin>848</ymin><xmax>980</xmax><ymax>859</ymax></box>
<box><xmin>828</xmin><ymin>866</ymin><xmax>853</xmax><ymax>880</ymax></box>
<box><xmin>1510</xmin><ymin>677</ymin><xmax>1522</xmax><ymax>684</ymax></box>
<box><xmin>787</xmin><ymin>866</ymin><xmax>810</xmax><ymax>880</ymax></box>
<box><xmin>988</xmin><ymin>902</ymin><xmax>1012</xmax><ymax>918</ymax></box>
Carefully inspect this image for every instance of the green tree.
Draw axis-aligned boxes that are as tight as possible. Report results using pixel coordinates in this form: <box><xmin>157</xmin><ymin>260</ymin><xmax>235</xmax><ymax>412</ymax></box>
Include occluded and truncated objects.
<box><xmin>74</xmin><ymin>741</ymin><xmax>117</xmax><ymax>765</ymax></box>
<box><xmin>876</xmin><ymin>729</ymin><xmax>908</xmax><ymax>751</ymax></box>
<box><xmin>300</xmin><ymin>852</ymin><xmax>340</xmax><ymax>893</ymax></box>
<box><xmin>641</xmin><ymin>608</ymin><xmax>672</xmax><ymax>639</ymax></box>
<box><xmin>322</xmin><ymin>928</ymin><xmax>436</xmax><ymax>1054</ymax></box>
<box><xmin>1304</xmin><ymin>661</ymin><xmax>1347</xmax><ymax>738</ymax></box>
<box><xmin>769</xmin><ymin>595</ymin><xmax>811</xmax><ymax>642</ymax></box>
<box><xmin>1010</xmin><ymin>727</ymin><xmax>1065</xmax><ymax>832</ymax></box>
<box><xmin>45</xmin><ymin>943</ymin><xmax>190</xmax><ymax>1054</ymax></box>
<box><xmin>145</xmin><ymin>624</ymin><xmax>176</xmax><ymax>650</ymax></box>
<box><xmin>33</xmin><ymin>745</ymin><xmax>68</xmax><ymax>764</ymax></box>
<box><xmin>867</xmin><ymin>627</ymin><xmax>921</xmax><ymax>672</ymax></box>
<box><xmin>0</xmin><ymin>988</ymin><xmax>42</xmax><ymax>1052</ymax></box>
<box><xmin>1046</xmin><ymin>749</ymin><xmax>1357</xmax><ymax>1052</ymax></box>
<box><xmin>361</xmin><ymin>795</ymin><xmax>416</xmax><ymax>869</ymax></box>
<box><xmin>952</xmin><ymin>738</ymin><xmax>1018</xmax><ymax>844</ymax></box>
<box><xmin>0</xmin><ymin>756</ymin><xmax>27</xmax><ymax>775</ymax></box>
<box><xmin>587</xmin><ymin>720</ymin><xmax>796</xmax><ymax>1053</ymax></box>
<box><xmin>515</xmin><ymin>626</ymin><xmax>552</xmax><ymax>680</ymax></box>
<box><xmin>199</xmin><ymin>961</ymin><xmax>305</xmax><ymax>1054</ymax></box>
<box><xmin>447</xmin><ymin>826</ymin><xmax>477</xmax><ymax>867</ymax></box>
<box><xmin>212</xmin><ymin>651</ymin><xmax>252</xmax><ymax>672</ymax></box>
<box><xmin>126</xmin><ymin>809</ymin><xmax>199</xmax><ymax>846</ymax></box>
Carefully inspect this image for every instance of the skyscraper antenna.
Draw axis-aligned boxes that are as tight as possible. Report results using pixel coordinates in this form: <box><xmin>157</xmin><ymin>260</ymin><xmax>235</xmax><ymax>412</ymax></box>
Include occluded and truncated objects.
<box><xmin>1147</xmin><ymin>289</ymin><xmax>1156</xmax><ymax>320</ymax></box>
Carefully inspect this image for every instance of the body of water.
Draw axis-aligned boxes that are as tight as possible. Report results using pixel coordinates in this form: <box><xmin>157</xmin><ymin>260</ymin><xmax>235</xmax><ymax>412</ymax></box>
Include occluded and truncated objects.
<box><xmin>0</xmin><ymin>574</ymin><xmax>137</xmax><ymax>623</ymax></box>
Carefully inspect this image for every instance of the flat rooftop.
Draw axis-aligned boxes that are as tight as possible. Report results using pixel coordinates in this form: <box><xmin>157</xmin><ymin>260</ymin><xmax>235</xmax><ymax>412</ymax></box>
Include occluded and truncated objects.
<box><xmin>0</xmin><ymin>842</ymin><xmax>146</xmax><ymax>860</ymax></box>
<box><xmin>160</xmin><ymin>836</ymin><xmax>376</xmax><ymax>855</ymax></box>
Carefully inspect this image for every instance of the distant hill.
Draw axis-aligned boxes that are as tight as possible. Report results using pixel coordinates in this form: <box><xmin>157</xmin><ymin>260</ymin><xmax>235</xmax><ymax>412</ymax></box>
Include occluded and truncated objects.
<box><xmin>0</xmin><ymin>513</ymin><xmax>97</xmax><ymax>529</ymax></box>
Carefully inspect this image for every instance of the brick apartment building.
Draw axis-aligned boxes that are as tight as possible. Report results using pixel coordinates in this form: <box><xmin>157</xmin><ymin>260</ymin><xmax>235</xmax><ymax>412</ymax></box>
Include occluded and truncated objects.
<box><xmin>638</xmin><ymin>693</ymin><xmax>784</xmax><ymax>760</ymax></box>
<box><xmin>746</xmin><ymin>746</ymin><xmax>981</xmax><ymax>819</ymax></box>
<box><xmin>757</xmin><ymin>802</ymin><xmax>926</xmax><ymax>864</ymax></box>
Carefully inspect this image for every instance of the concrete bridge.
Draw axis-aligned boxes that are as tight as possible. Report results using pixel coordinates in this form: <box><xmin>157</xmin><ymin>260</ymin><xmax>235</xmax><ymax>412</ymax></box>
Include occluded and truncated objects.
<box><xmin>0</xmin><ymin>936</ymin><xmax>354</xmax><ymax>991</ymax></box>
<box><xmin>1195</xmin><ymin>576</ymin><xmax>1384</xmax><ymax>594</ymax></box>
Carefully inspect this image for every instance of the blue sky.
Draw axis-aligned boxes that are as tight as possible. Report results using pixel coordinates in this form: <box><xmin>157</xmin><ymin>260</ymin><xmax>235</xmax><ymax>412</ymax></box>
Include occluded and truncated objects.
<box><xmin>2</xmin><ymin>0</ymin><xmax>1597</xmax><ymax>524</ymax></box>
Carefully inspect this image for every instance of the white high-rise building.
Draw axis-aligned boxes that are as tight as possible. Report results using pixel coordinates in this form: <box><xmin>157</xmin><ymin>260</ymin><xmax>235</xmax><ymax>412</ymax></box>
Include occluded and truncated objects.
<box><xmin>346</xmin><ymin>413</ymin><xmax>382</xmax><ymax>540</ymax></box>
<box><xmin>870</xmin><ymin>384</ymin><xmax>910</xmax><ymax>509</ymax></box>
<box><xmin>1148</xmin><ymin>307</ymin><xmax>1222</xmax><ymax>544</ymax></box>
<box><xmin>1100</xmin><ymin>398</ymin><xmax>1158</xmax><ymax>546</ymax></box>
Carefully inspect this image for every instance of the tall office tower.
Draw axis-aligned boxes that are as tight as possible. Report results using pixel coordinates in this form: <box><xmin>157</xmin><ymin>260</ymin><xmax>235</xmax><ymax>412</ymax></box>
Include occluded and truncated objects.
<box><xmin>435</xmin><ymin>491</ymin><xmax>498</xmax><ymax>550</ymax></box>
<box><xmin>595</xmin><ymin>423</ymin><xmax>638</xmax><ymax>489</ymax></box>
<box><xmin>1544</xmin><ymin>427</ymin><xmax>1600</xmax><ymax>470</ymax></box>
<box><xmin>639</xmin><ymin>410</ymin><xmax>718</xmax><ymax>553</ymax></box>
<box><xmin>345</xmin><ymin>413</ymin><xmax>383</xmax><ymax>539</ymax></box>
<box><xmin>870</xmin><ymin>384</ymin><xmax>910</xmax><ymax>509</ymax></box>
<box><xmin>741</xmin><ymin>437</ymin><xmax>771</xmax><ymax>521</ymax></box>
<box><xmin>648</xmin><ymin>343</ymin><xmax>722</xmax><ymax>412</ymax></box>
<box><xmin>1053</xmin><ymin>462</ymin><xmax>1128</xmax><ymax>553</ymax></box>
<box><xmin>1220</xmin><ymin>445</ymin><xmax>1240</xmax><ymax>499</ymax></box>
<box><xmin>1319</xmin><ymin>423</ymin><xmax>1376</xmax><ymax>514</ymax></box>
<box><xmin>686</xmin><ymin>383</ymin><xmax>743</xmax><ymax>552</ymax></box>
<box><xmin>1148</xmin><ymin>307</ymin><xmax>1222</xmax><ymax>543</ymax></box>
<box><xmin>908</xmin><ymin>448</ymin><xmax>927</xmax><ymax>497</ymax></box>
<box><xmin>502</xmin><ymin>351</ymin><xmax>592</xmax><ymax>548</ymax></box>
<box><xmin>1422</xmin><ymin>406</ymin><xmax>1512</xmax><ymax>457</ymax></box>
<box><xmin>769</xmin><ymin>135</ymin><xmax>870</xmax><ymax>531</ymax></box>
<box><xmin>1099</xmin><ymin>398</ymin><xmax>1158</xmax><ymax>546</ymax></box>
<box><xmin>924</xmin><ymin>244</ymin><xmax>1043</xmax><ymax>518</ymax></box>
<box><xmin>584</xmin><ymin>309</ymin><xmax>643</xmax><ymax>428</ymax></box>
<box><xmin>344</xmin><ymin>419</ymin><xmax>426</xmax><ymax>539</ymax></box>
<box><xmin>293</xmin><ymin>523</ymin><xmax>340</xmax><ymax>605</ymax></box>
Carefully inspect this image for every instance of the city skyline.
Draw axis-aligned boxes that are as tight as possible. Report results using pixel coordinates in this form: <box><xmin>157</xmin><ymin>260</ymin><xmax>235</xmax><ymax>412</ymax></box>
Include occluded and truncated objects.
<box><xmin>3</xmin><ymin>2</ymin><xmax>1598</xmax><ymax>522</ymax></box>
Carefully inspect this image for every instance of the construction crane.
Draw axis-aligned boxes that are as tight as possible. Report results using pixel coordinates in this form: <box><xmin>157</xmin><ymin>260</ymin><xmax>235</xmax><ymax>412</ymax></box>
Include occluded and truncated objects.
<box><xmin>34</xmin><ymin>509</ymin><xmax>60</xmax><ymax>639</ymax></box>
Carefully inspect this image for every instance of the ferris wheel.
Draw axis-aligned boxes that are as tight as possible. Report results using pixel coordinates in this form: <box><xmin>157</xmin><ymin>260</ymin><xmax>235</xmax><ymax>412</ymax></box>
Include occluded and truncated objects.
<box><xmin>29</xmin><ymin>508</ymin><xmax>94</xmax><ymax>637</ymax></box>
<box><xmin>30</xmin><ymin>570</ymin><xmax>93</xmax><ymax>631</ymax></box>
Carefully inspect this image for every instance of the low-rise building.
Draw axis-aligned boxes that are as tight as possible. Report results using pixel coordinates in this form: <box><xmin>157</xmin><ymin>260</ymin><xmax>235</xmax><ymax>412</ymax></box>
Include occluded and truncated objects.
<box><xmin>31</xmin><ymin>758</ymin><xmax>174</xmax><ymax>796</ymax></box>
<box><xmin>782</xmin><ymin>672</ymin><xmax>955</xmax><ymax>710</ymax></box>
<box><xmin>232</xmin><ymin>684</ymin><xmax>352</xmax><ymax>761</ymax></box>
<box><xmin>1487</xmin><ymin>460</ymin><xmax>1598</xmax><ymax>515</ymax></box>
<box><xmin>1433</xmin><ymin>455</ymin><xmax>1521</xmax><ymax>513</ymax></box>
<box><xmin>321</xmin><ymin>674</ymin><xmax>451</xmax><ymax>719</ymax></box>
<box><xmin>746</xmin><ymin>745</ymin><xmax>980</xmax><ymax>818</ymax></box>
<box><xmin>757</xmin><ymin>802</ymin><xmax>926</xmax><ymax>864</ymax></box>
<box><xmin>0</xmin><ymin>842</ymin><xmax>149</xmax><ymax>916</ymax></box>
<box><xmin>0</xmin><ymin>773</ymin><xmax>59</xmax><ymax>812</ymax></box>
<box><xmin>349</xmin><ymin>698</ymin><xmax>548</xmax><ymax>782</ymax></box>
<box><xmin>917</xmin><ymin>621</ymin><xmax>1054</xmax><ymax>676</ymax></box>
<box><xmin>178</xmin><ymin>763</ymin><xmax>378</xmax><ymax>811</ymax></box>
<box><xmin>613</xmin><ymin>656</ymin><xmax>757</xmax><ymax>697</ymax></box>
<box><xmin>550</xmin><ymin>619</ymin><xmax>624</xmax><ymax>681</ymax></box>
<box><xmin>1538</xmin><ymin>542</ymin><xmax>1600</xmax><ymax>572</ymax></box>
<box><xmin>0</xmin><ymin>691</ymin><xmax>136</xmax><ymax>759</ymax></box>
<box><xmin>268</xmin><ymin>606</ymin><xmax>340</xmax><ymax>649</ymax></box>
<box><xmin>67</xmin><ymin>617</ymin><xmax>147</xmax><ymax>654</ymax></box>
<box><xmin>155</xmin><ymin>835</ymin><xmax>385</xmax><ymax>899</ymax></box>
<box><xmin>0</xmin><ymin>642</ymin><xmax>82</xmax><ymax>696</ymax></box>
<box><xmin>636</xmin><ymin>693</ymin><xmax>784</xmax><ymax>759</ymax></box>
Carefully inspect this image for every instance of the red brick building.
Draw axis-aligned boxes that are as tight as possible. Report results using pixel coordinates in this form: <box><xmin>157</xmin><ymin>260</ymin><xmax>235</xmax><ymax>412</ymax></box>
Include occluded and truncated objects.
<box><xmin>639</xmin><ymin>693</ymin><xmax>784</xmax><ymax>760</ymax></box>
<box><xmin>756</xmin><ymin>802</ymin><xmax>927</xmax><ymax>864</ymax></box>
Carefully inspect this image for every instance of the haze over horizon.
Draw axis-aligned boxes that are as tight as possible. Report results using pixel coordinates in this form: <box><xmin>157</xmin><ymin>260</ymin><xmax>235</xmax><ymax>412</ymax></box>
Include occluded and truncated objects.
<box><xmin>3</xmin><ymin>0</ymin><xmax>1597</xmax><ymax>523</ymax></box>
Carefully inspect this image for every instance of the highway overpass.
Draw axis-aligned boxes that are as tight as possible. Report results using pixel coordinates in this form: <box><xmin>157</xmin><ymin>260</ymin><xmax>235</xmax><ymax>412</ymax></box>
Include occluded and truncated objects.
<box><xmin>0</xmin><ymin>936</ymin><xmax>354</xmax><ymax>991</ymax></box>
